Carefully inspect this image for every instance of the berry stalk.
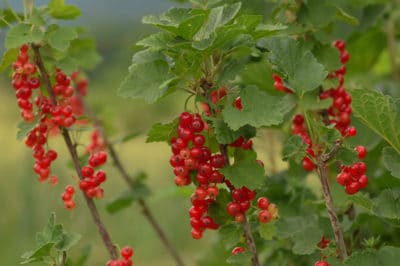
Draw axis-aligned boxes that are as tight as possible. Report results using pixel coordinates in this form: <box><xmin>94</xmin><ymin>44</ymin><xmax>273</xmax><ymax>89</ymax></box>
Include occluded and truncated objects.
<box><xmin>219</xmin><ymin>144</ymin><xmax>261</xmax><ymax>266</ymax></box>
<box><xmin>74</xmin><ymin>87</ymin><xmax>185</xmax><ymax>266</ymax></box>
<box><xmin>31</xmin><ymin>44</ymin><xmax>118</xmax><ymax>260</ymax></box>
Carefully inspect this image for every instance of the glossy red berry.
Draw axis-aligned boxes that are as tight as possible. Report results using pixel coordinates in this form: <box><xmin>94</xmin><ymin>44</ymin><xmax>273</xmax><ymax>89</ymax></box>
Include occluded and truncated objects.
<box><xmin>355</xmin><ymin>145</ymin><xmax>367</xmax><ymax>159</ymax></box>
<box><xmin>315</xmin><ymin>261</ymin><xmax>329</xmax><ymax>266</ymax></box>
<box><xmin>231</xmin><ymin>247</ymin><xmax>245</xmax><ymax>255</ymax></box>
<box><xmin>258</xmin><ymin>210</ymin><xmax>272</xmax><ymax>223</ymax></box>
<box><xmin>120</xmin><ymin>246</ymin><xmax>134</xmax><ymax>260</ymax></box>
<box><xmin>257</xmin><ymin>197</ymin><xmax>270</xmax><ymax>210</ymax></box>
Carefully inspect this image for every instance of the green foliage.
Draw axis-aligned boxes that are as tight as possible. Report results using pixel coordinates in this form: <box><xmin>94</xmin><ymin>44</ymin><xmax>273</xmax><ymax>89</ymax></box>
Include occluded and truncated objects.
<box><xmin>282</xmin><ymin>135</ymin><xmax>307</xmax><ymax>163</ymax></box>
<box><xmin>146</xmin><ymin>119</ymin><xmax>178</xmax><ymax>143</ymax></box>
<box><xmin>372</xmin><ymin>189</ymin><xmax>400</xmax><ymax>220</ymax></box>
<box><xmin>344</xmin><ymin>246</ymin><xmax>400</xmax><ymax>266</ymax></box>
<box><xmin>382</xmin><ymin>146</ymin><xmax>400</xmax><ymax>179</ymax></box>
<box><xmin>48</xmin><ymin>0</ymin><xmax>81</xmax><ymax>20</ymax></box>
<box><xmin>226</xmin><ymin>251</ymin><xmax>252</xmax><ymax>265</ymax></box>
<box><xmin>220</xmin><ymin>150</ymin><xmax>265</xmax><ymax>189</ymax></box>
<box><xmin>5</xmin><ymin>23</ymin><xmax>44</xmax><ymax>49</ymax></box>
<box><xmin>21</xmin><ymin>213</ymin><xmax>80</xmax><ymax>264</ymax></box>
<box><xmin>351</xmin><ymin>89</ymin><xmax>400</xmax><ymax>154</ymax></box>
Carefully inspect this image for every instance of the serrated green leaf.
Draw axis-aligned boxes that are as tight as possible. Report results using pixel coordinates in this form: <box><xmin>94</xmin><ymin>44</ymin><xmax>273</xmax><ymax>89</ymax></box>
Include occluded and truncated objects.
<box><xmin>194</xmin><ymin>2</ymin><xmax>241</xmax><ymax>43</ymax></box>
<box><xmin>351</xmin><ymin>89</ymin><xmax>400</xmax><ymax>154</ymax></box>
<box><xmin>36</xmin><ymin>213</ymin><xmax>63</xmax><ymax>246</ymax></box>
<box><xmin>0</xmin><ymin>9</ymin><xmax>23</xmax><ymax>28</ymax></box>
<box><xmin>49</xmin><ymin>0</ymin><xmax>81</xmax><ymax>20</ymax></box>
<box><xmin>55</xmin><ymin>232</ymin><xmax>81</xmax><ymax>251</ymax></box>
<box><xmin>136</xmin><ymin>32</ymin><xmax>175</xmax><ymax>50</ymax></box>
<box><xmin>20</xmin><ymin>243</ymin><xmax>54</xmax><ymax>264</ymax></box>
<box><xmin>336</xmin><ymin>147</ymin><xmax>358</xmax><ymax>165</ymax></box>
<box><xmin>0</xmin><ymin>48</ymin><xmax>18</xmax><ymax>72</ymax></box>
<box><xmin>282</xmin><ymin>135</ymin><xmax>307</xmax><ymax>163</ymax></box>
<box><xmin>220</xmin><ymin>150</ymin><xmax>265</xmax><ymax>190</ymax></box>
<box><xmin>208</xmin><ymin>189</ymin><xmax>231</xmax><ymax>225</ymax></box>
<box><xmin>382</xmin><ymin>146</ymin><xmax>400</xmax><ymax>179</ymax></box>
<box><xmin>277</xmin><ymin>216</ymin><xmax>322</xmax><ymax>255</ymax></box>
<box><xmin>261</xmin><ymin>37</ymin><xmax>327</xmax><ymax>95</ymax></box>
<box><xmin>212</xmin><ymin>118</ymin><xmax>256</xmax><ymax>145</ymax></box>
<box><xmin>219</xmin><ymin>223</ymin><xmax>242</xmax><ymax>249</ymax></box>
<box><xmin>106</xmin><ymin>182</ymin><xmax>151</xmax><ymax>214</ymax></box>
<box><xmin>118</xmin><ymin>50</ymin><xmax>175</xmax><ymax>103</ymax></box>
<box><xmin>259</xmin><ymin>221</ymin><xmax>277</xmax><ymax>240</ymax></box>
<box><xmin>314</xmin><ymin>45</ymin><xmax>342</xmax><ymax>72</ymax></box>
<box><xmin>5</xmin><ymin>23</ymin><xmax>44</xmax><ymax>49</ymax></box>
<box><xmin>45</xmin><ymin>25</ymin><xmax>77</xmax><ymax>51</ymax></box>
<box><xmin>222</xmin><ymin>86</ymin><xmax>294</xmax><ymax>130</ymax></box>
<box><xmin>372</xmin><ymin>189</ymin><xmax>400</xmax><ymax>220</ymax></box>
<box><xmin>349</xmin><ymin>193</ymin><xmax>373</xmax><ymax>212</ymax></box>
<box><xmin>146</xmin><ymin>119</ymin><xmax>178</xmax><ymax>143</ymax></box>
<box><xmin>299</xmin><ymin>0</ymin><xmax>336</xmax><ymax>28</ymax></box>
<box><xmin>344</xmin><ymin>246</ymin><xmax>400</xmax><ymax>266</ymax></box>
<box><xmin>226</xmin><ymin>251</ymin><xmax>252</xmax><ymax>266</ymax></box>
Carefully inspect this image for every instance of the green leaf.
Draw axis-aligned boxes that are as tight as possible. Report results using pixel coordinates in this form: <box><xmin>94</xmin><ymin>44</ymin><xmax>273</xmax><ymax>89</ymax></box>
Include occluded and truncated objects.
<box><xmin>194</xmin><ymin>2</ymin><xmax>241</xmax><ymax>43</ymax></box>
<box><xmin>261</xmin><ymin>37</ymin><xmax>327</xmax><ymax>95</ymax></box>
<box><xmin>36</xmin><ymin>213</ymin><xmax>63</xmax><ymax>246</ymax></box>
<box><xmin>282</xmin><ymin>135</ymin><xmax>307</xmax><ymax>163</ymax></box>
<box><xmin>45</xmin><ymin>25</ymin><xmax>77</xmax><ymax>51</ymax></box>
<box><xmin>382</xmin><ymin>146</ymin><xmax>400</xmax><ymax>179</ymax></box>
<box><xmin>259</xmin><ymin>221</ymin><xmax>277</xmax><ymax>241</ymax></box>
<box><xmin>136</xmin><ymin>32</ymin><xmax>175</xmax><ymax>50</ymax></box>
<box><xmin>106</xmin><ymin>178</ymin><xmax>151</xmax><ymax>214</ymax></box>
<box><xmin>118</xmin><ymin>50</ymin><xmax>176</xmax><ymax>103</ymax></box>
<box><xmin>335</xmin><ymin>7</ymin><xmax>359</xmax><ymax>26</ymax></box>
<box><xmin>222</xmin><ymin>86</ymin><xmax>294</xmax><ymax>130</ymax></box>
<box><xmin>299</xmin><ymin>0</ymin><xmax>336</xmax><ymax>28</ymax></box>
<box><xmin>336</xmin><ymin>147</ymin><xmax>358</xmax><ymax>165</ymax></box>
<box><xmin>226</xmin><ymin>251</ymin><xmax>252</xmax><ymax>266</ymax></box>
<box><xmin>219</xmin><ymin>223</ymin><xmax>242</xmax><ymax>249</ymax></box>
<box><xmin>345</xmin><ymin>246</ymin><xmax>400</xmax><ymax>266</ymax></box>
<box><xmin>16</xmin><ymin>120</ymin><xmax>38</xmax><ymax>141</ymax></box>
<box><xmin>351</xmin><ymin>89</ymin><xmax>400</xmax><ymax>154</ymax></box>
<box><xmin>349</xmin><ymin>193</ymin><xmax>373</xmax><ymax>212</ymax></box>
<box><xmin>49</xmin><ymin>0</ymin><xmax>81</xmax><ymax>20</ymax></box>
<box><xmin>314</xmin><ymin>45</ymin><xmax>341</xmax><ymax>72</ymax></box>
<box><xmin>277</xmin><ymin>216</ymin><xmax>322</xmax><ymax>255</ymax></box>
<box><xmin>372</xmin><ymin>189</ymin><xmax>400</xmax><ymax>220</ymax></box>
<box><xmin>146</xmin><ymin>119</ymin><xmax>178</xmax><ymax>143</ymax></box>
<box><xmin>212</xmin><ymin>118</ymin><xmax>256</xmax><ymax>145</ymax></box>
<box><xmin>55</xmin><ymin>232</ymin><xmax>81</xmax><ymax>251</ymax></box>
<box><xmin>20</xmin><ymin>243</ymin><xmax>54</xmax><ymax>264</ymax></box>
<box><xmin>0</xmin><ymin>48</ymin><xmax>18</xmax><ymax>72</ymax></box>
<box><xmin>220</xmin><ymin>150</ymin><xmax>265</xmax><ymax>190</ymax></box>
<box><xmin>208</xmin><ymin>189</ymin><xmax>231</xmax><ymax>225</ymax></box>
<box><xmin>5</xmin><ymin>23</ymin><xmax>44</xmax><ymax>49</ymax></box>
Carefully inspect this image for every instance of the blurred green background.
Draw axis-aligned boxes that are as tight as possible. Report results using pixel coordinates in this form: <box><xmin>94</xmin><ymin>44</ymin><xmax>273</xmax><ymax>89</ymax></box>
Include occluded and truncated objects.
<box><xmin>0</xmin><ymin>1</ymin><xmax>220</xmax><ymax>265</ymax></box>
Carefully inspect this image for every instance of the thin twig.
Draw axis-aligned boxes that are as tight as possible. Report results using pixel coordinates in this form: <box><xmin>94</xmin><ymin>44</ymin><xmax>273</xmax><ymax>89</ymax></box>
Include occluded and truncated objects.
<box><xmin>60</xmin><ymin>251</ymin><xmax>67</xmax><ymax>266</ymax></box>
<box><xmin>219</xmin><ymin>144</ymin><xmax>260</xmax><ymax>266</ymax></box>
<box><xmin>316</xmin><ymin>156</ymin><xmax>348</xmax><ymax>262</ymax></box>
<box><xmin>75</xmin><ymin>87</ymin><xmax>185</xmax><ymax>266</ymax></box>
<box><xmin>32</xmin><ymin>44</ymin><xmax>118</xmax><ymax>260</ymax></box>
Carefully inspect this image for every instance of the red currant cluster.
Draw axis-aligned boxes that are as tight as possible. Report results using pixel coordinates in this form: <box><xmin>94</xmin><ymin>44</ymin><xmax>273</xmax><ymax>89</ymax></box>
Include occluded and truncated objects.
<box><xmin>62</xmin><ymin>185</ymin><xmax>76</xmax><ymax>210</ymax></box>
<box><xmin>107</xmin><ymin>246</ymin><xmax>134</xmax><ymax>266</ymax></box>
<box><xmin>320</xmin><ymin>40</ymin><xmax>354</xmax><ymax>137</ymax></box>
<box><xmin>78</xmin><ymin>151</ymin><xmax>108</xmax><ymax>199</ymax></box>
<box><xmin>85</xmin><ymin>129</ymin><xmax>106</xmax><ymax>153</ymax></box>
<box><xmin>257</xmin><ymin>197</ymin><xmax>278</xmax><ymax>223</ymax></box>
<box><xmin>336</xmin><ymin>159</ymin><xmax>368</xmax><ymax>195</ymax></box>
<box><xmin>12</xmin><ymin>44</ymin><xmax>41</xmax><ymax>122</ymax></box>
<box><xmin>272</xmin><ymin>74</ymin><xmax>293</xmax><ymax>94</ymax></box>
<box><xmin>170</xmin><ymin>112</ymin><xmax>222</xmax><ymax>239</ymax></box>
<box><xmin>291</xmin><ymin>114</ymin><xmax>316</xmax><ymax>171</ymax></box>
<box><xmin>226</xmin><ymin>186</ymin><xmax>256</xmax><ymax>223</ymax></box>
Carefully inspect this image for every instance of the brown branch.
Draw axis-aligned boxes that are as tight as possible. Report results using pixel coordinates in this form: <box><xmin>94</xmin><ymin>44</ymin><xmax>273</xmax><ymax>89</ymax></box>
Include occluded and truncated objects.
<box><xmin>60</xmin><ymin>251</ymin><xmax>67</xmax><ymax>266</ymax></box>
<box><xmin>32</xmin><ymin>44</ymin><xmax>118</xmax><ymax>260</ymax></box>
<box><xmin>219</xmin><ymin>144</ymin><xmax>260</xmax><ymax>266</ymax></box>
<box><xmin>75</xmin><ymin>87</ymin><xmax>185</xmax><ymax>266</ymax></box>
<box><xmin>316</xmin><ymin>156</ymin><xmax>348</xmax><ymax>262</ymax></box>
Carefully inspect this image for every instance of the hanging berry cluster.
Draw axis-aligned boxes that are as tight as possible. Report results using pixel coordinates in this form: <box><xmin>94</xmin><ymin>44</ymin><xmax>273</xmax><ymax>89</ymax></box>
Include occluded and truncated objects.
<box><xmin>257</xmin><ymin>197</ymin><xmax>278</xmax><ymax>224</ymax></box>
<box><xmin>13</xmin><ymin>45</ymin><xmax>78</xmax><ymax>184</ymax></box>
<box><xmin>320</xmin><ymin>39</ymin><xmax>354</xmax><ymax>137</ymax></box>
<box><xmin>107</xmin><ymin>246</ymin><xmax>134</xmax><ymax>266</ymax></box>
<box><xmin>78</xmin><ymin>151</ymin><xmax>108</xmax><ymax>199</ymax></box>
<box><xmin>62</xmin><ymin>185</ymin><xmax>76</xmax><ymax>210</ymax></box>
<box><xmin>170</xmin><ymin>112</ymin><xmax>220</xmax><ymax>239</ymax></box>
<box><xmin>291</xmin><ymin>114</ymin><xmax>316</xmax><ymax>171</ymax></box>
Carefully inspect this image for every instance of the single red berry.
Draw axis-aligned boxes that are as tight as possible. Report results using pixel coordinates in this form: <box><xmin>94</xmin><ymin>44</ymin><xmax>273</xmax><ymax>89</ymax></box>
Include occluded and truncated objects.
<box><xmin>341</xmin><ymin>51</ymin><xmax>350</xmax><ymax>64</ymax></box>
<box><xmin>258</xmin><ymin>210</ymin><xmax>272</xmax><ymax>223</ymax></box>
<box><xmin>120</xmin><ymin>246</ymin><xmax>134</xmax><ymax>260</ymax></box>
<box><xmin>315</xmin><ymin>261</ymin><xmax>329</xmax><ymax>266</ymax></box>
<box><xmin>337</xmin><ymin>171</ymin><xmax>351</xmax><ymax>186</ymax></box>
<box><xmin>302</xmin><ymin>157</ymin><xmax>315</xmax><ymax>171</ymax></box>
<box><xmin>65</xmin><ymin>185</ymin><xmax>75</xmax><ymax>194</ymax></box>
<box><xmin>82</xmin><ymin>166</ymin><xmax>94</xmax><ymax>178</ymax></box>
<box><xmin>257</xmin><ymin>197</ymin><xmax>270</xmax><ymax>210</ymax></box>
<box><xmin>234</xmin><ymin>97</ymin><xmax>243</xmax><ymax>111</ymax></box>
<box><xmin>355</xmin><ymin>145</ymin><xmax>367</xmax><ymax>159</ymax></box>
<box><xmin>64</xmin><ymin>200</ymin><xmax>76</xmax><ymax>210</ymax></box>
<box><xmin>346</xmin><ymin>126</ymin><xmax>357</xmax><ymax>137</ymax></box>
<box><xmin>226</xmin><ymin>202</ymin><xmax>241</xmax><ymax>216</ymax></box>
<box><xmin>334</xmin><ymin>39</ymin><xmax>346</xmax><ymax>52</ymax></box>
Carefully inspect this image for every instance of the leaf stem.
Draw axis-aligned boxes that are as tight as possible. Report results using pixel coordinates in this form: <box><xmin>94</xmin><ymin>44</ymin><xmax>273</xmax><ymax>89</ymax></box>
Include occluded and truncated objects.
<box><xmin>75</xmin><ymin>87</ymin><xmax>185</xmax><ymax>266</ymax></box>
<box><xmin>316</xmin><ymin>155</ymin><xmax>348</xmax><ymax>263</ymax></box>
<box><xmin>60</xmin><ymin>251</ymin><xmax>67</xmax><ymax>266</ymax></box>
<box><xmin>31</xmin><ymin>44</ymin><xmax>118</xmax><ymax>260</ymax></box>
<box><xmin>219</xmin><ymin>144</ymin><xmax>260</xmax><ymax>266</ymax></box>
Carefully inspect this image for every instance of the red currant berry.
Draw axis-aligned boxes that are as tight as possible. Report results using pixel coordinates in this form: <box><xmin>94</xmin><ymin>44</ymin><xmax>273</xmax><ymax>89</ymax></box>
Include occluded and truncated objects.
<box><xmin>258</xmin><ymin>210</ymin><xmax>272</xmax><ymax>223</ymax></box>
<box><xmin>355</xmin><ymin>145</ymin><xmax>367</xmax><ymax>159</ymax></box>
<box><xmin>120</xmin><ymin>246</ymin><xmax>134</xmax><ymax>260</ymax></box>
<box><xmin>231</xmin><ymin>247</ymin><xmax>245</xmax><ymax>255</ymax></box>
<box><xmin>257</xmin><ymin>197</ymin><xmax>270</xmax><ymax>210</ymax></box>
<box><xmin>234</xmin><ymin>97</ymin><xmax>243</xmax><ymax>111</ymax></box>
